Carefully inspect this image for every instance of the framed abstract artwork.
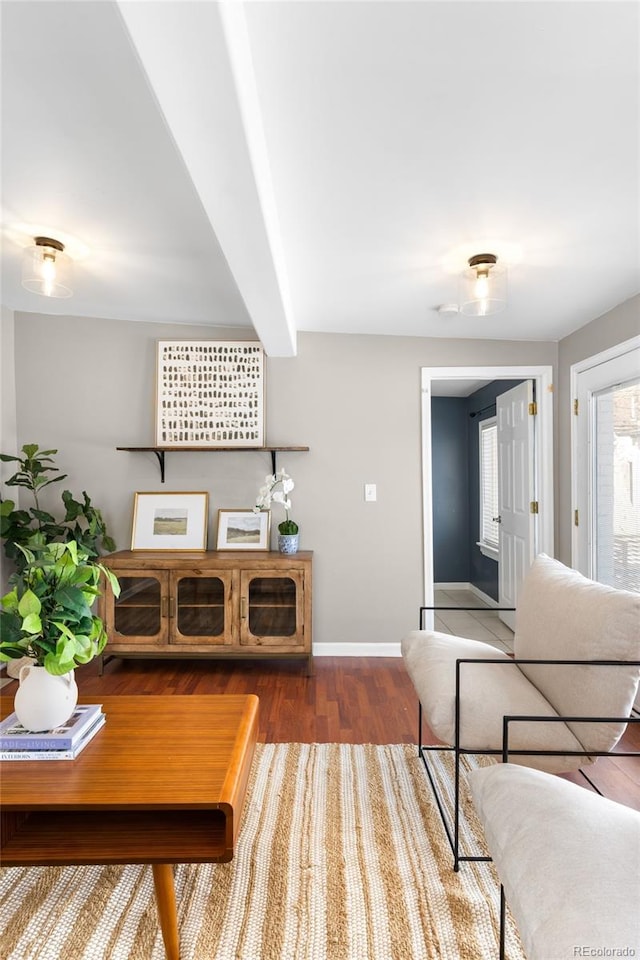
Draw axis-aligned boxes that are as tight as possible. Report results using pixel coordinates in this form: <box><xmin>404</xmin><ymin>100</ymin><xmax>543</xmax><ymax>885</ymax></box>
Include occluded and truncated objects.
<box><xmin>155</xmin><ymin>340</ymin><xmax>265</xmax><ymax>447</ymax></box>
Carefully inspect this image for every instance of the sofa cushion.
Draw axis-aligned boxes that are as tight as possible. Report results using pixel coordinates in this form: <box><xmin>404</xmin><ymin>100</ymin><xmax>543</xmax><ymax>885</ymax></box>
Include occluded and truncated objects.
<box><xmin>515</xmin><ymin>554</ymin><xmax>640</xmax><ymax>753</ymax></box>
<box><xmin>401</xmin><ymin>630</ymin><xmax>586</xmax><ymax>772</ymax></box>
<box><xmin>469</xmin><ymin>763</ymin><xmax>640</xmax><ymax>960</ymax></box>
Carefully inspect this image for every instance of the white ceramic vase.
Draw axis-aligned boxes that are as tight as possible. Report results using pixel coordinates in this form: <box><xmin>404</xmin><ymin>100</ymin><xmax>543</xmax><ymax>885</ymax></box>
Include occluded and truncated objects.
<box><xmin>13</xmin><ymin>664</ymin><xmax>78</xmax><ymax>731</ymax></box>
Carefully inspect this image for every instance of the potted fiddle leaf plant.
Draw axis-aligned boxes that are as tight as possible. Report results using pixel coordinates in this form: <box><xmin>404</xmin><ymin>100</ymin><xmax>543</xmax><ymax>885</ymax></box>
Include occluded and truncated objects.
<box><xmin>254</xmin><ymin>468</ymin><xmax>299</xmax><ymax>554</ymax></box>
<box><xmin>0</xmin><ymin>540</ymin><xmax>120</xmax><ymax>731</ymax></box>
<box><xmin>0</xmin><ymin>443</ymin><xmax>115</xmax><ymax>572</ymax></box>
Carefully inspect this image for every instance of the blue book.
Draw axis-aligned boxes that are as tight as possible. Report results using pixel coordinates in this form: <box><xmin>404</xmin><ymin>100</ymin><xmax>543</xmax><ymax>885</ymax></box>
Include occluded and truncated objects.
<box><xmin>0</xmin><ymin>703</ymin><xmax>103</xmax><ymax>751</ymax></box>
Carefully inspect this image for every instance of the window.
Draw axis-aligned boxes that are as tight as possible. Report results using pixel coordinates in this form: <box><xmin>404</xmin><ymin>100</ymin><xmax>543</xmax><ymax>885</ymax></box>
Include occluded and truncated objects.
<box><xmin>478</xmin><ymin>417</ymin><xmax>499</xmax><ymax>560</ymax></box>
<box><xmin>572</xmin><ymin>338</ymin><xmax>640</xmax><ymax>593</ymax></box>
<box><xmin>593</xmin><ymin>378</ymin><xmax>640</xmax><ymax>591</ymax></box>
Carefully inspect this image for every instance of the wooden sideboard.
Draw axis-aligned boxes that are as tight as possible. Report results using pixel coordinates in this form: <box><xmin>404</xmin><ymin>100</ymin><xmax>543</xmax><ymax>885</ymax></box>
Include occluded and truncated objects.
<box><xmin>98</xmin><ymin>550</ymin><xmax>313</xmax><ymax>674</ymax></box>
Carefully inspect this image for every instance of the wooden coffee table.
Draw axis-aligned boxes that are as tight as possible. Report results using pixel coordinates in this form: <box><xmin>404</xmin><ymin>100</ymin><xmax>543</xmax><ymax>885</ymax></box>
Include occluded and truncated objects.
<box><xmin>0</xmin><ymin>694</ymin><xmax>259</xmax><ymax>960</ymax></box>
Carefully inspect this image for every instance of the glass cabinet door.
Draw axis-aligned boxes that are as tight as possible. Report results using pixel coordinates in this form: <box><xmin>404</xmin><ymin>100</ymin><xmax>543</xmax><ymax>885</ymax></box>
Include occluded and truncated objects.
<box><xmin>171</xmin><ymin>571</ymin><xmax>234</xmax><ymax>645</ymax></box>
<box><xmin>110</xmin><ymin>572</ymin><xmax>168</xmax><ymax>643</ymax></box>
<box><xmin>240</xmin><ymin>571</ymin><xmax>305</xmax><ymax>646</ymax></box>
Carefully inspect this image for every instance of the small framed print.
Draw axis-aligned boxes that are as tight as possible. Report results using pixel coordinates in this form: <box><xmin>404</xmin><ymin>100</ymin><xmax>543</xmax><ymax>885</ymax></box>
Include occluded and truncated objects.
<box><xmin>216</xmin><ymin>509</ymin><xmax>270</xmax><ymax>551</ymax></box>
<box><xmin>131</xmin><ymin>492</ymin><xmax>209</xmax><ymax>551</ymax></box>
<box><xmin>155</xmin><ymin>340</ymin><xmax>265</xmax><ymax>447</ymax></box>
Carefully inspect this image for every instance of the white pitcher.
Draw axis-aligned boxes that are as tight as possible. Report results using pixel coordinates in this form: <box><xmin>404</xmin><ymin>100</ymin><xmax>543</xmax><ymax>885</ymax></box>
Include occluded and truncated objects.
<box><xmin>14</xmin><ymin>664</ymin><xmax>78</xmax><ymax>732</ymax></box>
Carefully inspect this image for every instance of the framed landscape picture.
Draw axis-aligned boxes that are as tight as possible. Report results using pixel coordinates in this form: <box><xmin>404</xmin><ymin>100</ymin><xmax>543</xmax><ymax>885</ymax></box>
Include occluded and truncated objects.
<box><xmin>155</xmin><ymin>340</ymin><xmax>265</xmax><ymax>447</ymax></box>
<box><xmin>131</xmin><ymin>492</ymin><xmax>209</xmax><ymax>551</ymax></box>
<box><xmin>216</xmin><ymin>509</ymin><xmax>270</xmax><ymax>551</ymax></box>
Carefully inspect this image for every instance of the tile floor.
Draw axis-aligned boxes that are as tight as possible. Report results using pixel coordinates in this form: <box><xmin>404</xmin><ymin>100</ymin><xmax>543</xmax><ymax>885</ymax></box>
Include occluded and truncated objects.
<box><xmin>432</xmin><ymin>588</ymin><xmax>514</xmax><ymax>654</ymax></box>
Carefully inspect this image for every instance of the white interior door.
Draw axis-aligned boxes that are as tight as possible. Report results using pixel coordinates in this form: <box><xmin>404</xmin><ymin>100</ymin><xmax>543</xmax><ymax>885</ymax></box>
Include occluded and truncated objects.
<box><xmin>497</xmin><ymin>380</ymin><xmax>535</xmax><ymax>629</ymax></box>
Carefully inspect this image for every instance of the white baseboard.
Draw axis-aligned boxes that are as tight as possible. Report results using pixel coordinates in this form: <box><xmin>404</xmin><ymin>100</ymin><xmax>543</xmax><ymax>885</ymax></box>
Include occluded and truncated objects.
<box><xmin>434</xmin><ymin>582</ymin><xmax>499</xmax><ymax>608</ymax></box>
<box><xmin>434</xmin><ymin>582</ymin><xmax>471</xmax><ymax>590</ymax></box>
<box><xmin>468</xmin><ymin>584</ymin><xmax>500</xmax><ymax>608</ymax></box>
<box><xmin>313</xmin><ymin>643</ymin><xmax>402</xmax><ymax>657</ymax></box>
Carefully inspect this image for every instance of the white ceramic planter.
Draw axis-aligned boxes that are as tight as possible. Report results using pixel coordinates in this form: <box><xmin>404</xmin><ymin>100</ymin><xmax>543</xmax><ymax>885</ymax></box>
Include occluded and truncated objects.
<box><xmin>13</xmin><ymin>664</ymin><xmax>78</xmax><ymax>731</ymax></box>
<box><xmin>278</xmin><ymin>533</ymin><xmax>300</xmax><ymax>554</ymax></box>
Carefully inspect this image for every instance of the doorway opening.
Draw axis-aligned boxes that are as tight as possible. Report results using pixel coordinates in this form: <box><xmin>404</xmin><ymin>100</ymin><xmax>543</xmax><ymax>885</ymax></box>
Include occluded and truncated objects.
<box><xmin>420</xmin><ymin>365</ymin><xmax>554</xmax><ymax>618</ymax></box>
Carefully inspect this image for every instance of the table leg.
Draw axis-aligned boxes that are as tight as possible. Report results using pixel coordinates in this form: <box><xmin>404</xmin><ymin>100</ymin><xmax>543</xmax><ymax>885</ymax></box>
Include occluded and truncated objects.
<box><xmin>152</xmin><ymin>863</ymin><xmax>180</xmax><ymax>960</ymax></box>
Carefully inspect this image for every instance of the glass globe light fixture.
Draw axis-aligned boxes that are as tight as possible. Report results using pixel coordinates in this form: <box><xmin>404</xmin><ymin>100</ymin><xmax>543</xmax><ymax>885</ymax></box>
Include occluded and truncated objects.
<box><xmin>459</xmin><ymin>253</ymin><xmax>506</xmax><ymax>317</ymax></box>
<box><xmin>22</xmin><ymin>237</ymin><xmax>73</xmax><ymax>298</ymax></box>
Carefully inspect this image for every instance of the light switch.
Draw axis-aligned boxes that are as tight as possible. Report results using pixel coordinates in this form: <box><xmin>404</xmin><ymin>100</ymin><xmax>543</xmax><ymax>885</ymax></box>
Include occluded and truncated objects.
<box><xmin>364</xmin><ymin>483</ymin><xmax>377</xmax><ymax>502</ymax></box>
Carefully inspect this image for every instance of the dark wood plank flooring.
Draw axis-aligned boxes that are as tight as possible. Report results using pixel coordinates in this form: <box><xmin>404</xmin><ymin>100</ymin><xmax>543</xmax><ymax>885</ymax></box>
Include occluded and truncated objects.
<box><xmin>5</xmin><ymin>655</ymin><xmax>639</xmax><ymax>809</ymax></box>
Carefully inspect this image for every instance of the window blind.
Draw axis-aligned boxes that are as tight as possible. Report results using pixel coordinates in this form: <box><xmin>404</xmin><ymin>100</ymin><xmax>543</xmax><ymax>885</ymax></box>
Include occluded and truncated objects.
<box><xmin>480</xmin><ymin>419</ymin><xmax>499</xmax><ymax>549</ymax></box>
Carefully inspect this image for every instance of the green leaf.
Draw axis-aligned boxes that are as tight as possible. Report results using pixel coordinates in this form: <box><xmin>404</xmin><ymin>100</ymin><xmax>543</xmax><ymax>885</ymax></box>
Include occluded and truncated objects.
<box><xmin>43</xmin><ymin>652</ymin><xmax>75</xmax><ymax>676</ymax></box>
<box><xmin>101</xmin><ymin>566</ymin><xmax>121</xmax><ymax>598</ymax></box>
<box><xmin>70</xmin><ymin>634</ymin><xmax>93</xmax><ymax>662</ymax></box>
<box><xmin>54</xmin><ymin>585</ymin><xmax>91</xmax><ymax>619</ymax></box>
<box><xmin>31</xmin><ymin>509</ymin><xmax>57</xmax><ymax>523</ymax></box>
<box><xmin>17</xmin><ymin>588</ymin><xmax>41</xmax><ymax>618</ymax></box>
<box><xmin>21</xmin><ymin>612</ymin><xmax>42</xmax><ymax>634</ymax></box>
<box><xmin>0</xmin><ymin>645</ymin><xmax>30</xmax><ymax>661</ymax></box>
<box><xmin>0</xmin><ymin>611</ymin><xmax>24</xmax><ymax>643</ymax></box>
<box><xmin>22</xmin><ymin>444</ymin><xmax>42</xmax><ymax>459</ymax></box>
<box><xmin>1</xmin><ymin>588</ymin><xmax>19</xmax><ymax>612</ymax></box>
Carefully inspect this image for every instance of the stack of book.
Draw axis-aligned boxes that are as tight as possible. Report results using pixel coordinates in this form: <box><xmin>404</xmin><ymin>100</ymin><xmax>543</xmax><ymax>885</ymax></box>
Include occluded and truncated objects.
<box><xmin>0</xmin><ymin>703</ymin><xmax>105</xmax><ymax>760</ymax></box>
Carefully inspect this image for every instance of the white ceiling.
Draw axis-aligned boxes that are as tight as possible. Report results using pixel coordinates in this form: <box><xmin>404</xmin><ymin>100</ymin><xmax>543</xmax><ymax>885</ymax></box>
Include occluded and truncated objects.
<box><xmin>1</xmin><ymin>1</ymin><xmax>638</xmax><ymax>357</ymax></box>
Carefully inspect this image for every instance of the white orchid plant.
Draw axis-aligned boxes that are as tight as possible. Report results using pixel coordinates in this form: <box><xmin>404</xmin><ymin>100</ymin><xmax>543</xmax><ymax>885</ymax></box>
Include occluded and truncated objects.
<box><xmin>254</xmin><ymin>468</ymin><xmax>298</xmax><ymax>535</ymax></box>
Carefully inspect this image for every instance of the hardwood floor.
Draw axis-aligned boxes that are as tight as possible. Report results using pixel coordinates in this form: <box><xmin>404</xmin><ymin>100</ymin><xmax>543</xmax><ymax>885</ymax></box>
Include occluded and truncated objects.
<box><xmin>75</xmin><ymin>655</ymin><xmax>419</xmax><ymax>745</ymax></box>
<box><xmin>5</xmin><ymin>655</ymin><xmax>639</xmax><ymax>809</ymax></box>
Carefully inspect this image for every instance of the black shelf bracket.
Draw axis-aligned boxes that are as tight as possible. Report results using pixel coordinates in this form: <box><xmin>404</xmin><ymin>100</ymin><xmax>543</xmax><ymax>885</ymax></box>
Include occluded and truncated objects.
<box><xmin>153</xmin><ymin>450</ymin><xmax>166</xmax><ymax>484</ymax></box>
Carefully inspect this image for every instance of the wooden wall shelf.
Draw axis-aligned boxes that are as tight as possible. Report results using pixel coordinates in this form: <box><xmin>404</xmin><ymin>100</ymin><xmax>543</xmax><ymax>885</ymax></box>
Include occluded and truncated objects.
<box><xmin>116</xmin><ymin>445</ymin><xmax>309</xmax><ymax>482</ymax></box>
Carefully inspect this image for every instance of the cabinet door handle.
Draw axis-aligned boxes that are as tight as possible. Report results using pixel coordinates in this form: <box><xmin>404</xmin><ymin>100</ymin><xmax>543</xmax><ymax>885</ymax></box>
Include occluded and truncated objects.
<box><xmin>240</xmin><ymin>597</ymin><xmax>247</xmax><ymax>619</ymax></box>
<box><xmin>161</xmin><ymin>596</ymin><xmax>168</xmax><ymax>618</ymax></box>
<box><xmin>168</xmin><ymin>597</ymin><xmax>175</xmax><ymax>618</ymax></box>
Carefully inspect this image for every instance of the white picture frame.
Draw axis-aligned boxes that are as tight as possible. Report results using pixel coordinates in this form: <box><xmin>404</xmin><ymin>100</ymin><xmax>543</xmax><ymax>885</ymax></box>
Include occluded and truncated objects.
<box><xmin>216</xmin><ymin>509</ymin><xmax>270</xmax><ymax>551</ymax></box>
<box><xmin>131</xmin><ymin>491</ymin><xmax>209</xmax><ymax>551</ymax></box>
<box><xmin>155</xmin><ymin>340</ymin><xmax>265</xmax><ymax>447</ymax></box>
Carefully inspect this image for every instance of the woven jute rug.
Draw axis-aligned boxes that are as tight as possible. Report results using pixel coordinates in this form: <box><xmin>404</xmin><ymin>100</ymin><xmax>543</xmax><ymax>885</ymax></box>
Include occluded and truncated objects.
<box><xmin>0</xmin><ymin>744</ymin><xmax>525</xmax><ymax>960</ymax></box>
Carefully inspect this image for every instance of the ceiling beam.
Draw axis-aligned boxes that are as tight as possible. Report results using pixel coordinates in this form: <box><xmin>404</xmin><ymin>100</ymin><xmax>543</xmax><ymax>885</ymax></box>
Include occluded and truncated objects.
<box><xmin>116</xmin><ymin>0</ymin><xmax>296</xmax><ymax>357</ymax></box>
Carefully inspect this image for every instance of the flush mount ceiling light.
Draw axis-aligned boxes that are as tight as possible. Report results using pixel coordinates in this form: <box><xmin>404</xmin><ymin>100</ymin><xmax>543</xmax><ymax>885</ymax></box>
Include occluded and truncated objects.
<box><xmin>459</xmin><ymin>253</ymin><xmax>506</xmax><ymax>317</ymax></box>
<box><xmin>22</xmin><ymin>236</ymin><xmax>73</xmax><ymax>298</ymax></box>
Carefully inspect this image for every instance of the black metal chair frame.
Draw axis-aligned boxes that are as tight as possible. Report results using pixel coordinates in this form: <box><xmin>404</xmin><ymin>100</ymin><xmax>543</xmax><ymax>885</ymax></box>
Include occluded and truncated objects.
<box><xmin>415</xmin><ymin>642</ymin><xmax>640</xmax><ymax>871</ymax></box>
<box><xmin>417</xmin><ymin>602</ymin><xmax>516</xmax><ymax>871</ymax></box>
<box><xmin>495</xmin><ymin>715</ymin><xmax>640</xmax><ymax>960</ymax></box>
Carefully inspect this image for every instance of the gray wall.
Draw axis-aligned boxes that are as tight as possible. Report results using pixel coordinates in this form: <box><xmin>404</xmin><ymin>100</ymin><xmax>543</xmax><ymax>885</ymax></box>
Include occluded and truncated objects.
<box><xmin>3</xmin><ymin>311</ymin><xmax>557</xmax><ymax>649</ymax></box>
<box><xmin>556</xmin><ymin>295</ymin><xmax>640</xmax><ymax>564</ymax></box>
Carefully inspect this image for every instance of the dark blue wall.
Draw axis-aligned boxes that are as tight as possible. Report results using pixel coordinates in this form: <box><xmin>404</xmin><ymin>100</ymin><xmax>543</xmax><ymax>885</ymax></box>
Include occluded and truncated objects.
<box><xmin>431</xmin><ymin>398</ymin><xmax>470</xmax><ymax>583</ymax></box>
<box><xmin>431</xmin><ymin>381</ymin><xmax>524</xmax><ymax>600</ymax></box>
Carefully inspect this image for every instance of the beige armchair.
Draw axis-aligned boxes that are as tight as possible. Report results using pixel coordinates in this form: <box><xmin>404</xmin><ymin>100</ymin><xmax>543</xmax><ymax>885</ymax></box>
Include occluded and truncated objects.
<box><xmin>401</xmin><ymin>554</ymin><xmax>640</xmax><ymax>870</ymax></box>
<box><xmin>469</xmin><ymin>761</ymin><xmax>640</xmax><ymax>960</ymax></box>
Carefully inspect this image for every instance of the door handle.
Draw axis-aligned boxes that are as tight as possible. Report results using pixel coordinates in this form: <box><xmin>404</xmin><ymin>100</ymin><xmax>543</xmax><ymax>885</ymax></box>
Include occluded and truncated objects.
<box><xmin>492</xmin><ymin>516</ymin><xmax>502</xmax><ymax>523</ymax></box>
<box><xmin>240</xmin><ymin>597</ymin><xmax>247</xmax><ymax>619</ymax></box>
